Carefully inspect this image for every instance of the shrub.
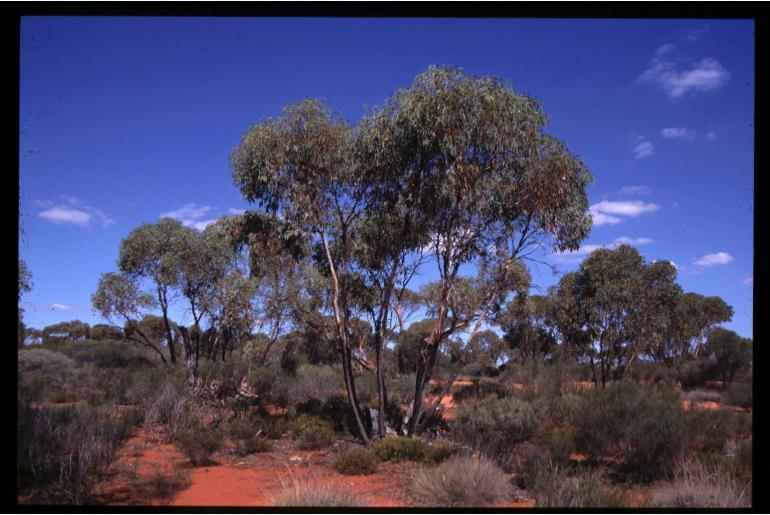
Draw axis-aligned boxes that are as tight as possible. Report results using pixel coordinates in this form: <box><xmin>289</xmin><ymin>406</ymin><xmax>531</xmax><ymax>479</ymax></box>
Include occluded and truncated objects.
<box><xmin>723</xmin><ymin>382</ymin><xmax>752</xmax><ymax>410</ymax></box>
<box><xmin>175</xmin><ymin>424</ymin><xmax>222</xmax><ymax>466</ymax></box>
<box><xmin>684</xmin><ymin>408</ymin><xmax>736</xmax><ymax>455</ymax></box>
<box><xmin>260</xmin><ymin>416</ymin><xmax>289</xmax><ymax>439</ymax></box>
<box><xmin>678</xmin><ymin>359</ymin><xmax>711</xmax><ymax>390</ymax></box>
<box><xmin>524</xmin><ymin>459</ymin><xmax>627</xmax><ymax>508</ymax></box>
<box><xmin>144</xmin><ymin>383</ymin><xmax>190</xmax><ymax>442</ymax></box>
<box><xmin>535</xmin><ymin>424</ymin><xmax>578</xmax><ymax>464</ymax></box>
<box><xmin>225</xmin><ymin>417</ymin><xmax>258</xmax><ymax>441</ymax></box>
<box><xmin>291</xmin><ymin>415</ymin><xmax>335</xmax><ymax>450</ymax></box>
<box><xmin>373</xmin><ymin>436</ymin><xmax>431</xmax><ymax>462</ymax></box>
<box><xmin>449</xmin><ymin>396</ymin><xmax>537</xmax><ymax>464</ymax></box>
<box><xmin>646</xmin><ymin>460</ymin><xmax>751</xmax><ymax>508</ymax></box>
<box><xmin>410</xmin><ymin>455</ymin><xmax>515</xmax><ymax>507</ymax></box>
<box><xmin>234</xmin><ymin>435</ymin><xmax>273</xmax><ymax>456</ymax></box>
<box><xmin>270</xmin><ymin>478</ymin><xmax>362</xmax><ymax>507</ymax></box>
<box><xmin>144</xmin><ymin>468</ymin><xmax>191</xmax><ymax>505</ymax></box>
<box><xmin>17</xmin><ymin>404</ymin><xmax>123</xmax><ymax>504</ymax></box>
<box><xmin>571</xmin><ymin>382</ymin><xmax>686</xmax><ymax>481</ymax></box>
<box><xmin>425</xmin><ymin>440</ymin><xmax>457</xmax><ymax>464</ymax></box>
<box><xmin>49</xmin><ymin>388</ymin><xmax>79</xmax><ymax>403</ymax></box>
<box><xmin>451</xmin><ymin>378</ymin><xmax>509</xmax><ymax>404</ymax></box>
<box><xmin>333</xmin><ymin>448</ymin><xmax>379</xmax><ymax>475</ymax></box>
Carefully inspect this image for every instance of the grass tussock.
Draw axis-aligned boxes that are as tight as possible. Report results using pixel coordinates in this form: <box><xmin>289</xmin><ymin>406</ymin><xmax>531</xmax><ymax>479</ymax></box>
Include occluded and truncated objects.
<box><xmin>410</xmin><ymin>455</ymin><xmax>515</xmax><ymax>507</ymax></box>
<box><xmin>646</xmin><ymin>460</ymin><xmax>751</xmax><ymax>508</ymax></box>
<box><xmin>270</xmin><ymin>474</ymin><xmax>363</xmax><ymax>507</ymax></box>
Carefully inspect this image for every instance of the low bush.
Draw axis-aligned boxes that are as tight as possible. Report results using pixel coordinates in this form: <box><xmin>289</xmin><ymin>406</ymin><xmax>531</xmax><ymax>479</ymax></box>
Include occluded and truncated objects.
<box><xmin>523</xmin><ymin>458</ymin><xmax>627</xmax><ymax>508</ymax></box>
<box><xmin>175</xmin><ymin>424</ymin><xmax>222</xmax><ymax>466</ymax></box>
<box><xmin>410</xmin><ymin>455</ymin><xmax>515</xmax><ymax>507</ymax></box>
<box><xmin>373</xmin><ymin>436</ymin><xmax>431</xmax><ymax>462</ymax></box>
<box><xmin>144</xmin><ymin>468</ymin><xmax>191</xmax><ymax>505</ymax></box>
<box><xmin>451</xmin><ymin>378</ymin><xmax>509</xmax><ymax>404</ymax></box>
<box><xmin>49</xmin><ymin>388</ymin><xmax>79</xmax><ymax>404</ymax></box>
<box><xmin>571</xmin><ymin>382</ymin><xmax>686</xmax><ymax>481</ymax></box>
<box><xmin>17</xmin><ymin>404</ymin><xmax>124</xmax><ymax>504</ymax></box>
<box><xmin>449</xmin><ymin>396</ymin><xmax>537</xmax><ymax>465</ymax></box>
<box><xmin>333</xmin><ymin>448</ymin><xmax>379</xmax><ymax>475</ymax></box>
<box><xmin>290</xmin><ymin>415</ymin><xmax>335</xmax><ymax>450</ymax></box>
<box><xmin>646</xmin><ymin>460</ymin><xmax>751</xmax><ymax>508</ymax></box>
<box><xmin>260</xmin><ymin>416</ymin><xmax>289</xmax><ymax>439</ymax></box>
<box><xmin>234</xmin><ymin>435</ymin><xmax>272</xmax><ymax>456</ymax></box>
<box><xmin>723</xmin><ymin>382</ymin><xmax>752</xmax><ymax>410</ymax></box>
<box><xmin>534</xmin><ymin>424</ymin><xmax>578</xmax><ymax>464</ymax></box>
<box><xmin>425</xmin><ymin>440</ymin><xmax>457</xmax><ymax>464</ymax></box>
<box><xmin>144</xmin><ymin>383</ymin><xmax>190</xmax><ymax>442</ymax></box>
<box><xmin>684</xmin><ymin>408</ymin><xmax>736</xmax><ymax>455</ymax></box>
<box><xmin>270</xmin><ymin>478</ymin><xmax>362</xmax><ymax>507</ymax></box>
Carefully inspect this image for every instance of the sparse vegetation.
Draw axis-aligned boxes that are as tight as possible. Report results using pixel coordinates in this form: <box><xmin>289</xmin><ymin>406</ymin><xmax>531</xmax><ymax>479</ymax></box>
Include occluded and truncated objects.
<box><xmin>411</xmin><ymin>455</ymin><xmax>515</xmax><ymax>507</ymax></box>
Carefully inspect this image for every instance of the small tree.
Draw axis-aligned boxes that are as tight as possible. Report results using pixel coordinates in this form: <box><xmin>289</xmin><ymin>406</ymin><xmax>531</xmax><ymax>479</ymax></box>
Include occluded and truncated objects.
<box><xmin>92</xmin><ymin>272</ymin><xmax>168</xmax><ymax>364</ymax></box>
<box><xmin>703</xmin><ymin>327</ymin><xmax>752</xmax><ymax>387</ymax></box>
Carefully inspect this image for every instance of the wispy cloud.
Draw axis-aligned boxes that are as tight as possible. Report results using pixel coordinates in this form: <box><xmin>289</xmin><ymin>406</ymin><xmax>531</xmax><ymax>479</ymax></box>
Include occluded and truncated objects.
<box><xmin>632</xmin><ymin>139</ymin><xmax>654</xmax><ymax>159</ymax></box>
<box><xmin>590</xmin><ymin>200</ymin><xmax>660</xmax><ymax>226</ymax></box>
<box><xmin>50</xmin><ymin>303</ymin><xmax>75</xmax><ymax>311</ymax></box>
<box><xmin>37</xmin><ymin>196</ymin><xmax>115</xmax><ymax>228</ymax></box>
<box><xmin>228</xmin><ymin>207</ymin><xmax>246</xmax><ymax>215</ymax></box>
<box><xmin>693</xmin><ymin>252</ymin><xmax>733</xmax><ymax>268</ymax></box>
<box><xmin>662</xmin><ymin>127</ymin><xmax>696</xmax><ymax>140</ymax></box>
<box><xmin>705</xmin><ymin>131</ymin><xmax>718</xmax><ymax>140</ymax></box>
<box><xmin>553</xmin><ymin>237</ymin><xmax>654</xmax><ymax>264</ymax></box>
<box><xmin>619</xmin><ymin>185</ymin><xmax>653</xmax><ymax>196</ymax></box>
<box><xmin>161</xmin><ymin>203</ymin><xmax>217</xmax><ymax>231</ymax></box>
<box><xmin>637</xmin><ymin>43</ymin><xmax>730</xmax><ymax>98</ymax></box>
<box><xmin>743</xmin><ymin>276</ymin><xmax>753</xmax><ymax>285</ymax></box>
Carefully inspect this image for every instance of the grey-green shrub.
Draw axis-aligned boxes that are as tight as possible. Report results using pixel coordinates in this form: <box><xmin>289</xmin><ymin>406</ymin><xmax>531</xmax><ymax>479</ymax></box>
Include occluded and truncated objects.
<box><xmin>333</xmin><ymin>448</ymin><xmax>379</xmax><ymax>475</ymax></box>
<box><xmin>176</xmin><ymin>424</ymin><xmax>222</xmax><ymax>466</ymax></box>
<box><xmin>449</xmin><ymin>395</ymin><xmax>537</xmax><ymax>462</ymax></box>
<box><xmin>290</xmin><ymin>414</ymin><xmax>335</xmax><ymax>450</ymax></box>
<box><xmin>373</xmin><ymin>436</ymin><xmax>431</xmax><ymax>462</ymax></box>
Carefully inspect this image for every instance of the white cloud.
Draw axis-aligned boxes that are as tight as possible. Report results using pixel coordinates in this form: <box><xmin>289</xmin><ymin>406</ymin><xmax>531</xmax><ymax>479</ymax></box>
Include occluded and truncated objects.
<box><xmin>619</xmin><ymin>185</ymin><xmax>653</xmax><ymax>196</ymax></box>
<box><xmin>662</xmin><ymin>127</ymin><xmax>696</xmax><ymax>140</ymax></box>
<box><xmin>553</xmin><ymin>237</ymin><xmax>653</xmax><ymax>264</ymax></box>
<box><xmin>161</xmin><ymin>203</ymin><xmax>219</xmax><ymax>231</ymax></box>
<box><xmin>228</xmin><ymin>208</ymin><xmax>246</xmax><ymax>215</ymax></box>
<box><xmin>613</xmin><ymin>236</ymin><xmax>654</xmax><ymax>246</ymax></box>
<box><xmin>590</xmin><ymin>200</ymin><xmax>660</xmax><ymax>226</ymax></box>
<box><xmin>161</xmin><ymin>203</ymin><xmax>211</xmax><ymax>221</ymax></box>
<box><xmin>637</xmin><ymin>44</ymin><xmax>730</xmax><ymax>98</ymax></box>
<box><xmin>743</xmin><ymin>276</ymin><xmax>753</xmax><ymax>285</ymax></box>
<box><xmin>706</xmin><ymin>131</ymin><xmax>718</xmax><ymax>140</ymax></box>
<box><xmin>632</xmin><ymin>140</ymin><xmax>654</xmax><ymax>159</ymax></box>
<box><xmin>50</xmin><ymin>303</ymin><xmax>75</xmax><ymax>311</ymax></box>
<box><xmin>37</xmin><ymin>196</ymin><xmax>115</xmax><ymax>228</ymax></box>
<box><xmin>693</xmin><ymin>252</ymin><xmax>733</xmax><ymax>267</ymax></box>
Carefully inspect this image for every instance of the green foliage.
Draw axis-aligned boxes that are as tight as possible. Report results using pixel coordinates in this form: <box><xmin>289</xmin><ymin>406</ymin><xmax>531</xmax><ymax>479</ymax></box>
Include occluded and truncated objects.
<box><xmin>449</xmin><ymin>396</ymin><xmax>537</xmax><ymax>462</ymax></box>
<box><xmin>522</xmin><ymin>458</ymin><xmax>627</xmax><ymax>508</ymax></box>
<box><xmin>373</xmin><ymin>436</ymin><xmax>431</xmax><ymax>462</ymax></box>
<box><xmin>451</xmin><ymin>378</ymin><xmax>509</xmax><ymax>403</ymax></box>
<box><xmin>703</xmin><ymin>328</ymin><xmax>752</xmax><ymax>387</ymax></box>
<box><xmin>410</xmin><ymin>455</ymin><xmax>516</xmax><ymax>507</ymax></box>
<box><xmin>723</xmin><ymin>382</ymin><xmax>752</xmax><ymax>409</ymax></box>
<box><xmin>569</xmin><ymin>382</ymin><xmax>686</xmax><ymax>481</ymax></box>
<box><xmin>553</xmin><ymin>245</ymin><xmax>682</xmax><ymax>385</ymax></box>
<box><xmin>175</xmin><ymin>424</ymin><xmax>223</xmax><ymax>466</ymax></box>
<box><xmin>333</xmin><ymin>448</ymin><xmax>379</xmax><ymax>475</ymax></box>
<box><xmin>290</xmin><ymin>415</ymin><xmax>335</xmax><ymax>450</ymax></box>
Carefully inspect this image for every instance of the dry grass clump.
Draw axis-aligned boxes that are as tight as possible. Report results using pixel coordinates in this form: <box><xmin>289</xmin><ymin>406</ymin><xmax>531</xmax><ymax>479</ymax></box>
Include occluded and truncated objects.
<box><xmin>410</xmin><ymin>455</ymin><xmax>515</xmax><ymax>507</ymax></box>
<box><xmin>646</xmin><ymin>460</ymin><xmax>751</xmax><ymax>508</ymax></box>
<box><xmin>270</xmin><ymin>475</ymin><xmax>363</xmax><ymax>507</ymax></box>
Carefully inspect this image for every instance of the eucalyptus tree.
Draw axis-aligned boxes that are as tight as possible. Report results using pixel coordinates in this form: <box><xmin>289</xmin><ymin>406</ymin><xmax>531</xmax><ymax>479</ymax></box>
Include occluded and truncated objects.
<box><xmin>702</xmin><ymin>327</ymin><xmax>752</xmax><ymax>387</ymax></box>
<box><xmin>231</xmin><ymin>99</ymin><xmax>373</xmax><ymax>443</ymax></box>
<box><xmin>92</xmin><ymin>272</ymin><xmax>168</xmax><ymax>363</ymax></box>
<box><xmin>553</xmin><ymin>245</ymin><xmax>681</xmax><ymax>388</ymax></box>
<box><xmin>118</xmin><ymin>218</ymin><xmax>193</xmax><ymax>363</ymax></box>
<box><xmin>361</xmin><ymin>66</ymin><xmax>592</xmax><ymax>435</ymax></box>
<box><xmin>499</xmin><ymin>294</ymin><xmax>559</xmax><ymax>371</ymax></box>
<box><xmin>18</xmin><ymin>259</ymin><xmax>32</xmax><ymax>347</ymax></box>
<box><xmin>668</xmin><ymin>292</ymin><xmax>733</xmax><ymax>364</ymax></box>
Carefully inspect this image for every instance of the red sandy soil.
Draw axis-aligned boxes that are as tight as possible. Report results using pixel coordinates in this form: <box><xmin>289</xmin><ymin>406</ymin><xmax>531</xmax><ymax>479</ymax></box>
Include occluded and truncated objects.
<box><xmin>98</xmin><ymin>427</ymin><xmax>425</xmax><ymax>507</ymax></box>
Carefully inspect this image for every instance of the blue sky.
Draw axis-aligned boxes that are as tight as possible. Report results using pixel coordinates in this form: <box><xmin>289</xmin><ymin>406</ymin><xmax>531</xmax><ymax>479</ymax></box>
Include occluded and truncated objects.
<box><xmin>19</xmin><ymin>17</ymin><xmax>754</xmax><ymax>339</ymax></box>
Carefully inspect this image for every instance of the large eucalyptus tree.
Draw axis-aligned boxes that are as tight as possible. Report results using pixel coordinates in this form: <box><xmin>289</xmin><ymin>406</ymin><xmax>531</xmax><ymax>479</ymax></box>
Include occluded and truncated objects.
<box><xmin>358</xmin><ymin>66</ymin><xmax>593</xmax><ymax>435</ymax></box>
<box><xmin>231</xmin><ymin>99</ymin><xmax>373</xmax><ymax>443</ymax></box>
